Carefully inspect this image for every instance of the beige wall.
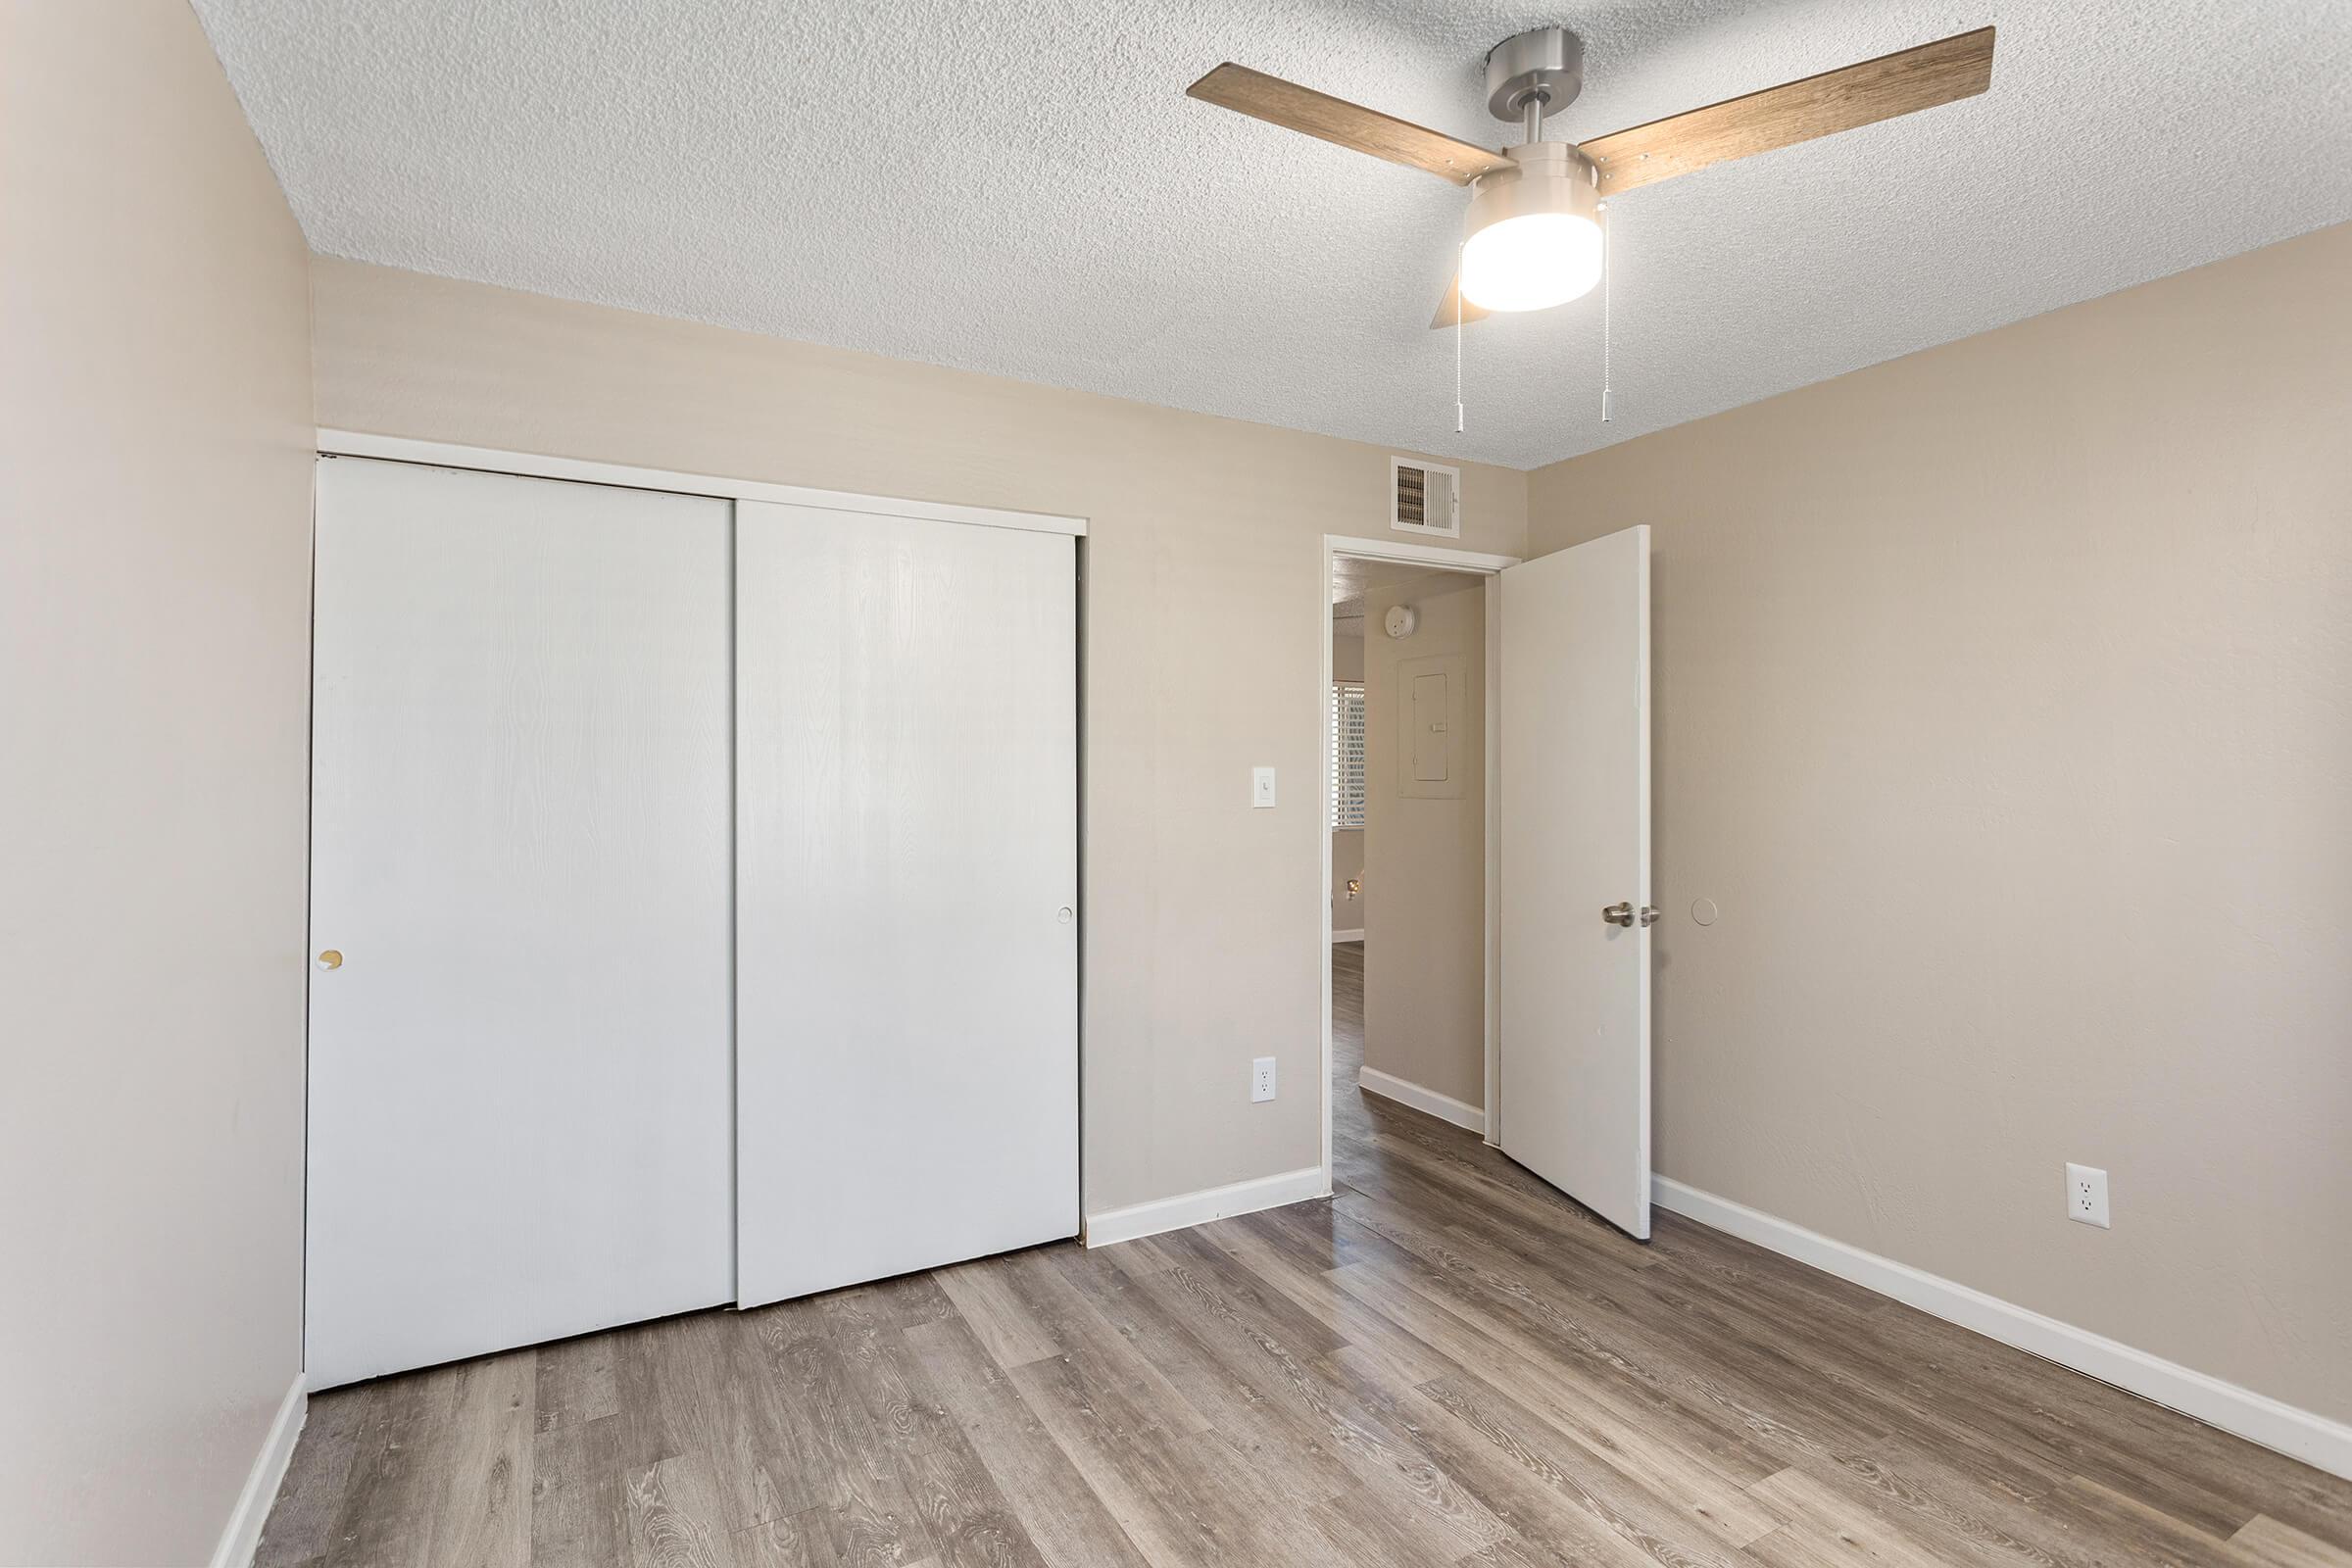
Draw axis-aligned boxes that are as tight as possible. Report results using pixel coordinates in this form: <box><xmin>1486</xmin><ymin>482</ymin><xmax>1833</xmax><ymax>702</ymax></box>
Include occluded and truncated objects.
<box><xmin>308</xmin><ymin>257</ymin><xmax>1529</xmax><ymax>1216</ymax></box>
<box><xmin>1333</xmin><ymin>628</ymin><xmax>1365</xmax><ymax>681</ymax></box>
<box><xmin>1332</xmin><ymin>628</ymin><xmax>1365</xmax><ymax>934</ymax></box>
<box><xmin>1528</xmin><ymin>221</ymin><xmax>2352</xmax><ymax>1422</ymax></box>
<box><xmin>0</xmin><ymin>5</ymin><xmax>316</xmax><ymax>1563</ymax></box>
<box><xmin>1361</xmin><ymin>581</ymin><xmax>1488</xmax><ymax>1107</ymax></box>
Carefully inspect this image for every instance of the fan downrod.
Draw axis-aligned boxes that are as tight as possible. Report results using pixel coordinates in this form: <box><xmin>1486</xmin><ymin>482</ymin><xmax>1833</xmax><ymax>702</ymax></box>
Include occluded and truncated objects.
<box><xmin>1486</xmin><ymin>26</ymin><xmax>1586</xmax><ymax>141</ymax></box>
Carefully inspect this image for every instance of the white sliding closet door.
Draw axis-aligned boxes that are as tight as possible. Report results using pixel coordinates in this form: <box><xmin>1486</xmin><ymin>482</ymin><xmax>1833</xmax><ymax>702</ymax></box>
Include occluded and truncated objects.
<box><xmin>735</xmin><ymin>501</ymin><xmax>1079</xmax><ymax>1307</ymax></box>
<box><xmin>307</xmin><ymin>458</ymin><xmax>735</xmax><ymax>1388</ymax></box>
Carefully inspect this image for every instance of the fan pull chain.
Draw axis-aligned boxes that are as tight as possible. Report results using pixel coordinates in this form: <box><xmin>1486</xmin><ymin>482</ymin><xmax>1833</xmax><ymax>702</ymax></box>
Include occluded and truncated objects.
<box><xmin>1599</xmin><ymin>200</ymin><xmax>1613</xmax><ymax>423</ymax></box>
<box><xmin>1454</xmin><ymin>243</ymin><xmax>1467</xmax><ymax>433</ymax></box>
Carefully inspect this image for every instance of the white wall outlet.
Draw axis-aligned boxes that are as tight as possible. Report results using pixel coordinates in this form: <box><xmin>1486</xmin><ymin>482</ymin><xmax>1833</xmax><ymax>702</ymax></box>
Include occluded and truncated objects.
<box><xmin>1250</xmin><ymin>1055</ymin><xmax>1277</xmax><ymax>1102</ymax></box>
<box><xmin>2066</xmin><ymin>1163</ymin><xmax>2110</xmax><ymax>1229</ymax></box>
<box><xmin>1250</xmin><ymin>766</ymin><xmax>1277</xmax><ymax>808</ymax></box>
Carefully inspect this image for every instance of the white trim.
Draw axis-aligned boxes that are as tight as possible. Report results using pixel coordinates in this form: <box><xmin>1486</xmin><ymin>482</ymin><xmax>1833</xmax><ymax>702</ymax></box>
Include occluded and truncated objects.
<box><xmin>1082</xmin><ymin>1166</ymin><xmax>1328</xmax><ymax>1249</ymax></box>
<box><xmin>1358</xmin><ymin>1067</ymin><xmax>1487</xmax><ymax>1135</ymax></box>
<box><xmin>1652</xmin><ymin>1177</ymin><xmax>2352</xmax><ymax>1482</ymax></box>
<box><xmin>1318</xmin><ymin>538</ymin><xmax>1337</xmax><ymax>1199</ymax></box>
<box><xmin>209</xmin><ymin>1374</ymin><xmax>307</xmax><ymax>1568</ymax></box>
<box><xmin>1482</xmin><ymin>572</ymin><xmax>1501</xmax><ymax>1149</ymax></box>
<box><xmin>1331</xmin><ymin>928</ymin><xmax>1365</xmax><ymax>944</ymax></box>
<box><xmin>1330</xmin><ymin>534</ymin><xmax>1518</xmax><ymax>572</ymax></box>
<box><xmin>316</xmin><ymin>429</ymin><xmax>1088</xmax><ymax>537</ymax></box>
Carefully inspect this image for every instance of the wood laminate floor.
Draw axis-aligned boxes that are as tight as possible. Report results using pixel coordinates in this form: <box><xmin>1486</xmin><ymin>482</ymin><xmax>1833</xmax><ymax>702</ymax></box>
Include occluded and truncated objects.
<box><xmin>259</xmin><ymin>939</ymin><xmax>2352</xmax><ymax>1566</ymax></box>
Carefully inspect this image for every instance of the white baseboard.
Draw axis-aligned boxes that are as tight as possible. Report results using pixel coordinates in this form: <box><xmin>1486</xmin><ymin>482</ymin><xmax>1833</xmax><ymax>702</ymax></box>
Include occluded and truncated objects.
<box><xmin>1083</xmin><ymin>1165</ymin><xmax>1328</xmax><ymax>1249</ymax></box>
<box><xmin>1331</xmin><ymin>928</ymin><xmax>1364</xmax><ymax>944</ymax></box>
<box><xmin>1652</xmin><ymin>1176</ymin><xmax>2352</xmax><ymax>1482</ymax></box>
<box><xmin>1358</xmin><ymin>1066</ymin><xmax>1486</xmax><ymax>1135</ymax></box>
<box><xmin>210</xmin><ymin>1372</ymin><xmax>307</xmax><ymax>1568</ymax></box>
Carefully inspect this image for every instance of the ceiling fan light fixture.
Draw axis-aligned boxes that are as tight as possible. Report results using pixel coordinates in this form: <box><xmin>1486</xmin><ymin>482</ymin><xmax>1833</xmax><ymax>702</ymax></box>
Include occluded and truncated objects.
<box><xmin>1461</xmin><ymin>213</ymin><xmax>1602</xmax><ymax>312</ymax></box>
<box><xmin>1185</xmin><ymin>26</ymin><xmax>1996</xmax><ymax>331</ymax></box>
<box><xmin>1458</xmin><ymin>141</ymin><xmax>1602</xmax><ymax>313</ymax></box>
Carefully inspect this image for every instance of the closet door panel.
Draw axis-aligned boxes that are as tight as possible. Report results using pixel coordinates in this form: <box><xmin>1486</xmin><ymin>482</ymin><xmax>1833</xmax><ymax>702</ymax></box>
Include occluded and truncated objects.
<box><xmin>307</xmin><ymin>458</ymin><xmax>734</xmax><ymax>1388</ymax></box>
<box><xmin>735</xmin><ymin>502</ymin><xmax>1078</xmax><ymax>1307</ymax></box>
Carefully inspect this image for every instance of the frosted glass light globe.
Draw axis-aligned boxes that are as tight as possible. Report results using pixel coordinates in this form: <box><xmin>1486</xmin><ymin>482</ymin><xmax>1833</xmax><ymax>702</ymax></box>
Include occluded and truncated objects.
<box><xmin>1459</xmin><ymin>211</ymin><xmax>1603</xmax><ymax>313</ymax></box>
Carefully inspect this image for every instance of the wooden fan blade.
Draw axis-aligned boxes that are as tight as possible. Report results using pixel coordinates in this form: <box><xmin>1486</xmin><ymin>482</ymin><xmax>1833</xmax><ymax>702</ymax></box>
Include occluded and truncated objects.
<box><xmin>1431</xmin><ymin>276</ymin><xmax>1491</xmax><ymax>330</ymax></box>
<box><xmin>1580</xmin><ymin>26</ymin><xmax>1994</xmax><ymax>197</ymax></box>
<box><xmin>1188</xmin><ymin>63</ymin><xmax>1513</xmax><ymax>185</ymax></box>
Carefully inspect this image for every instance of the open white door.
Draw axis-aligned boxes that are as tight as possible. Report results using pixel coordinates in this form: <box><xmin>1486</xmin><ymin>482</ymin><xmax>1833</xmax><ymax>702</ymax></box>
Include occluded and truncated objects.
<box><xmin>1497</xmin><ymin>524</ymin><xmax>1651</xmax><ymax>1238</ymax></box>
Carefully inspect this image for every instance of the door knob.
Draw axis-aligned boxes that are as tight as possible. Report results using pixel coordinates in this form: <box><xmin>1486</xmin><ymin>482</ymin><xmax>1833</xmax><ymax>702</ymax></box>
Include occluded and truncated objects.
<box><xmin>316</xmin><ymin>949</ymin><xmax>343</xmax><ymax>970</ymax></box>
<box><xmin>1639</xmin><ymin>906</ymin><xmax>1660</xmax><ymax>927</ymax></box>
<box><xmin>1056</xmin><ymin>906</ymin><xmax>1073</xmax><ymax>924</ymax></box>
<box><xmin>1601</xmin><ymin>903</ymin><xmax>1634</xmax><ymax>927</ymax></box>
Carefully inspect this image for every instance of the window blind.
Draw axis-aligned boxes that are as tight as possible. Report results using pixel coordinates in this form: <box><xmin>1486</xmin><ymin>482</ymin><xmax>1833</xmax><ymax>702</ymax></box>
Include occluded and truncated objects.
<box><xmin>1330</xmin><ymin>681</ymin><xmax>1367</xmax><ymax>829</ymax></box>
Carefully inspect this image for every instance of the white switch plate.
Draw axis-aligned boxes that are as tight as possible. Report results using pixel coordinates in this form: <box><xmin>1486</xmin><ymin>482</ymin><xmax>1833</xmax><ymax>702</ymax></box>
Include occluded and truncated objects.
<box><xmin>2066</xmin><ymin>1162</ymin><xmax>2110</xmax><ymax>1228</ymax></box>
<box><xmin>1250</xmin><ymin>766</ymin><xmax>1277</xmax><ymax>808</ymax></box>
<box><xmin>1250</xmin><ymin>1055</ymin><xmax>1277</xmax><ymax>1102</ymax></box>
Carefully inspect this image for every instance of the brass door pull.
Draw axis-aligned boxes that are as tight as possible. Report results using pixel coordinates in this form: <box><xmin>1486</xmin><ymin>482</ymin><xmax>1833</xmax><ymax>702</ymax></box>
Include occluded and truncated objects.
<box><xmin>317</xmin><ymin>949</ymin><xmax>343</xmax><ymax>970</ymax></box>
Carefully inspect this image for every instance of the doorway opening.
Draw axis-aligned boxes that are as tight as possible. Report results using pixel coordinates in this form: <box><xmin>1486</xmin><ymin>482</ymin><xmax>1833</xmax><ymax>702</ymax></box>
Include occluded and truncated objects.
<box><xmin>1318</xmin><ymin>536</ymin><xmax>1514</xmax><ymax>1193</ymax></box>
<box><xmin>1316</xmin><ymin>526</ymin><xmax>1653</xmax><ymax>1240</ymax></box>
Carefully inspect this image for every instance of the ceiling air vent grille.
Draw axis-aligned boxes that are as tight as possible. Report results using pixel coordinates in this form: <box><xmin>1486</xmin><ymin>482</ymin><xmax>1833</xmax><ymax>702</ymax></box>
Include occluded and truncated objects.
<box><xmin>1390</xmin><ymin>457</ymin><xmax>1461</xmax><ymax>538</ymax></box>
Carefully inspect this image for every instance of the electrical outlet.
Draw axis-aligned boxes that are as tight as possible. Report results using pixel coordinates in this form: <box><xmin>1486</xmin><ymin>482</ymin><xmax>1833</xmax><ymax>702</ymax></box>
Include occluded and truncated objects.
<box><xmin>1250</xmin><ymin>1056</ymin><xmax>1277</xmax><ymax>1102</ymax></box>
<box><xmin>2066</xmin><ymin>1163</ymin><xmax>2110</xmax><ymax>1229</ymax></box>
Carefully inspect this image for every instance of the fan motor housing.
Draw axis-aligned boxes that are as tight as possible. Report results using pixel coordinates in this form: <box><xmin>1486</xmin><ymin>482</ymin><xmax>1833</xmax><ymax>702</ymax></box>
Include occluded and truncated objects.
<box><xmin>1464</xmin><ymin>139</ymin><xmax>1599</xmax><ymax>238</ymax></box>
<box><xmin>1486</xmin><ymin>26</ymin><xmax>1585</xmax><ymax>123</ymax></box>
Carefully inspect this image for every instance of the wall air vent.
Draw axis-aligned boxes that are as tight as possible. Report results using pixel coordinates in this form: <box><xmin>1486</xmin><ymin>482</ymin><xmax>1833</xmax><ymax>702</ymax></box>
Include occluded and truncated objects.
<box><xmin>1390</xmin><ymin>457</ymin><xmax>1460</xmax><ymax>538</ymax></box>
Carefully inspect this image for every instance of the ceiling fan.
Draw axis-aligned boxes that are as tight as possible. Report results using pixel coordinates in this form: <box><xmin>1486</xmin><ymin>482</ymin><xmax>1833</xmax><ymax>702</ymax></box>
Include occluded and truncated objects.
<box><xmin>1187</xmin><ymin>24</ymin><xmax>1995</xmax><ymax>328</ymax></box>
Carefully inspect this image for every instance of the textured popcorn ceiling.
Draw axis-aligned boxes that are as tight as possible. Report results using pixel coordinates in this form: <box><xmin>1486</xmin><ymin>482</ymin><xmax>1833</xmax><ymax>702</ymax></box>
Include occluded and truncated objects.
<box><xmin>193</xmin><ymin>0</ymin><xmax>2352</xmax><ymax>469</ymax></box>
<box><xmin>1331</xmin><ymin>556</ymin><xmax>1486</xmax><ymax>621</ymax></box>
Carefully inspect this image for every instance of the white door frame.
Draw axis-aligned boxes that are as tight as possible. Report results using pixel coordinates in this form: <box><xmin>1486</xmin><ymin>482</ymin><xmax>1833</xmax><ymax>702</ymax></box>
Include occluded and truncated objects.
<box><xmin>1318</xmin><ymin>534</ymin><xmax>1519</xmax><ymax>1192</ymax></box>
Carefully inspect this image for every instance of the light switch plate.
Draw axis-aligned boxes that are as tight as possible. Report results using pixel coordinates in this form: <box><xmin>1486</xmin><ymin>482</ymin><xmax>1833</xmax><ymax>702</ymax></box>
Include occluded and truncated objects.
<box><xmin>1250</xmin><ymin>766</ymin><xmax>1277</xmax><ymax>808</ymax></box>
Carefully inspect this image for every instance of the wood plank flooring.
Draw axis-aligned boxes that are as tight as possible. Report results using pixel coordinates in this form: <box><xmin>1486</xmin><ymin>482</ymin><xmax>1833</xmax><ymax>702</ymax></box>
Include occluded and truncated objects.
<box><xmin>259</xmin><ymin>939</ymin><xmax>2352</xmax><ymax>1566</ymax></box>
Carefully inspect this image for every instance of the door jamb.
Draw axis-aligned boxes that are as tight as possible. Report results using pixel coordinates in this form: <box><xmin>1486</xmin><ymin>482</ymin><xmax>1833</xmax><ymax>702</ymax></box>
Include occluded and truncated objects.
<box><xmin>1318</xmin><ymin>535</ymin><xmax>1520</xmax><ymax>1196</ymax></box>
